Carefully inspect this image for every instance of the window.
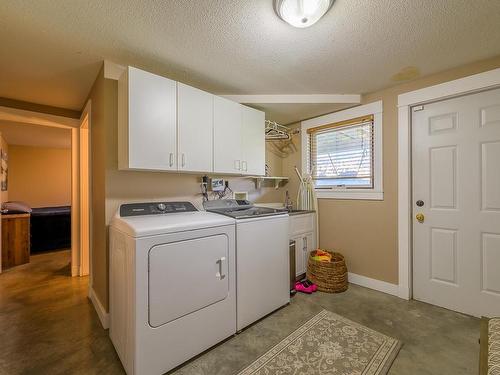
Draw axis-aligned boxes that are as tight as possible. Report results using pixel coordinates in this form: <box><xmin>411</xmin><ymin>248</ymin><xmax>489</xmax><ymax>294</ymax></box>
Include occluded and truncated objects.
<box><xmin>301</xmin><ymin>101</ymin><xmax>383</xmax><ymax>200</ymax></box>
<box><xmin>308</xmin><ymin>115</ymin><xmax>374</xmax><ymax>189</ymax></box>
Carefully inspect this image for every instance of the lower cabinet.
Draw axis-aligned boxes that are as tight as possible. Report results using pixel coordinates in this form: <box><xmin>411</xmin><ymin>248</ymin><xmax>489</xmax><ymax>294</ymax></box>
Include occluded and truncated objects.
<box><xmin>289</xmin><ymin>213</ymin><xmax>316</xmax><ymax>279</ymax></box>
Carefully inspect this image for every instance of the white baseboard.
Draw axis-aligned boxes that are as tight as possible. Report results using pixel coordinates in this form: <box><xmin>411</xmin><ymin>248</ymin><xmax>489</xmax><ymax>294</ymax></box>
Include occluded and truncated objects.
<box><xmin>89</xmin><ymin>287</ymin><xmax>109</xmax><ymax>329</ymax></box>
<box><xmin>348</xmin><ymin>272</ymin><xmax>400</xmax><ymax>298</ymax></box>
<box><xmin>398</xmin><ymin>285</ymin><xmax>410</xmax><ymax>300</ymax></box>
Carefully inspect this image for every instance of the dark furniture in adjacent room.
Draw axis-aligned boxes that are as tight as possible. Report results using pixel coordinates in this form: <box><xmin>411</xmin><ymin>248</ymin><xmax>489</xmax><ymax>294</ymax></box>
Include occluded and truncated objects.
<box><xmin>30</xmin><ymin>206</ymin><xmax>71</xmax><ymax>253</ymax></box>
<box><xmin>1</xmin><ymin>213</ymin><xmax>31</xmax><ymax>269</ymax></box>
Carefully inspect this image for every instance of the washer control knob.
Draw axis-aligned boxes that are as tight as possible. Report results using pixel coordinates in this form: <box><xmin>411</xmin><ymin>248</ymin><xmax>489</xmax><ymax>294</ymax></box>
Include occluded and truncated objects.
<box><xmin>157</xmin><ymin>203</ymin><xmax>166</xmax><ymax>211</ymax></box>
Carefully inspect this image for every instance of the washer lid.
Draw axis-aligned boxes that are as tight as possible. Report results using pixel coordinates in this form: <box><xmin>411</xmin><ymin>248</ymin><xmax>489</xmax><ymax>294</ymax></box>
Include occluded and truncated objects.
<box><xmin>111</xmin><ymin>211</ymin><xmax>235</xmax><ymax>238</ymax></box>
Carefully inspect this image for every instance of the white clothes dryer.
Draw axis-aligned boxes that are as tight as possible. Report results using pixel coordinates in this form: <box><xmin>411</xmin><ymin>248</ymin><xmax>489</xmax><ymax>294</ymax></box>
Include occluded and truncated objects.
<box><xmin>109</xmin><ymin>202</ymin><xmax>236</xmax><ymax>375</ymax></box>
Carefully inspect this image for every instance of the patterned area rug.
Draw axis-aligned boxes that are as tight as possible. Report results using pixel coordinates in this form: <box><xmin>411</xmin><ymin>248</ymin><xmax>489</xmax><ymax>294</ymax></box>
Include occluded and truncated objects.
<box><xmin>489</xmin><ymin>318</ymin><xmax>500</xmax><ymax>375</ymax></box>
<box><xmin>238</xmin><ymin>310</ymin><xmax>401</xmax><ymax>375</ymax></box>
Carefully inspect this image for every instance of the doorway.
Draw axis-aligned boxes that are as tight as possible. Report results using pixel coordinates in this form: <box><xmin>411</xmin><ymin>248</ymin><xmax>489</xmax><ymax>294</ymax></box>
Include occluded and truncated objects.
<box><xmin>407</xmin><ymin>88</ymin><xmax>500</xmax><ymax>318</ymax></box>
<box><xmin>72</xmin><ymin>101</ymin><xmax>91</xmax><ymax>277</ymax></box>
<box><xmin>397</xmin><ymin>68</ymin><xmax>500</xmax><ymax>313</ymax></box>
<box><xmin>0</xmin><ymin>104</ymin><xmax>91</xmax><ymax>281</ymax></box>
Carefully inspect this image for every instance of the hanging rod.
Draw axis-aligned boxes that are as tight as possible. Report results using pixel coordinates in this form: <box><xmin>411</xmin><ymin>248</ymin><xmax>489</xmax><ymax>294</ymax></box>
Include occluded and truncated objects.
<box><xmin>265</xmin><ymin>120</ymin><xmax>299</xmax><ymax>140</ymax></box>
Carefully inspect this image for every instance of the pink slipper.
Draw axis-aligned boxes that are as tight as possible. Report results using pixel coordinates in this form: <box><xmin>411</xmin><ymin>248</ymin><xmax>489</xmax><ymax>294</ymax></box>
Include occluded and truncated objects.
<box><xmin>302</xmin><ymin>280</ymin><xmax>318</xmax><ymax>292</ymax></box>
<box><xmin>295</xmin><ymin>281</ymin><xmax>314</xmax><ymax>294</ymax></box>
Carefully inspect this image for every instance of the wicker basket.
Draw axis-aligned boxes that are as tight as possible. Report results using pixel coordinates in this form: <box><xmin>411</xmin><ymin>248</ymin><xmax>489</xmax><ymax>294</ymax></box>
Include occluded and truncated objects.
<box><xmin>306</xmin><ymin>251</ymin><xmax>348</xmax><ymax>293</ymax></box>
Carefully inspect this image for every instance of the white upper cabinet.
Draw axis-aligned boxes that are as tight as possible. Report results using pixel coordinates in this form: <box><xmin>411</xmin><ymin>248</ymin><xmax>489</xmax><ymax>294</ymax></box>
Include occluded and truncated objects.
<box><xmin>241</xmin><ymin>105</ymin><xmax>265</xmax><ymax>176</ymax></box>
<box><xmin>177</xmin><ymin>83</ymin><xmax>213</xmax><ymax>172</ymax></box>
<box><xmin>213</xmin><ymin>96</ymin><xmax>242</xmax><ymax>174</ymax></box>
<box><xmin>119</xmin><ymin>66</ymin><xmax>266</xmax><ymax>175</ymax></box>
<box><xmin>118</xmin><ymin>66</ymin><xmax>177</xmax><ymax>171</ymax></box>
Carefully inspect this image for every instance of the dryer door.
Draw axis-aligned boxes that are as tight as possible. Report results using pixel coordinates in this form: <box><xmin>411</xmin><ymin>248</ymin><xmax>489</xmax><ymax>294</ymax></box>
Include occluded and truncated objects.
<box><xmin>148</xmin><ymin>234</ymin><xmax>229</xmax><ymax>327</ymax></box>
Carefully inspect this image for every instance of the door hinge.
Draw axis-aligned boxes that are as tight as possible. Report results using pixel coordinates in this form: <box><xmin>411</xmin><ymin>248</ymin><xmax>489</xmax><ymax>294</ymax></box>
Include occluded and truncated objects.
<box><xmin>413</xmin><ymin>105</ymin><xmax>424</xmax><ymax>112</ymax></box>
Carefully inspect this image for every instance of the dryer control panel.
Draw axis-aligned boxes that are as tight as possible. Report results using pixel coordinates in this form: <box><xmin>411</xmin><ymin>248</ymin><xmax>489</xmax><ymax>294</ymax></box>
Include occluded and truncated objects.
<box><xmin>120</xmin><ymin>202</ymin><xmax>197</xmax><ymax>217</ymax></box>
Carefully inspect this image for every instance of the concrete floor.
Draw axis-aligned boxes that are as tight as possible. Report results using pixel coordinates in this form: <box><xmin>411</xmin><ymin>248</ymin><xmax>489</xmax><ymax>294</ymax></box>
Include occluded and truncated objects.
<box><xmin>0</xmin><ymin>250</ymin><xmax>480</xmax><ymax>375</ymax></box>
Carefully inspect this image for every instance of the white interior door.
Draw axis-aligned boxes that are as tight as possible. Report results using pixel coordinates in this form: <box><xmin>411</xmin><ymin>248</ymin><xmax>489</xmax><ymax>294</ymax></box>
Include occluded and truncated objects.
<box><xmin>412</xmin><ymin>88</ymin><xmax>500</xmax><ymax>317</ymax></box>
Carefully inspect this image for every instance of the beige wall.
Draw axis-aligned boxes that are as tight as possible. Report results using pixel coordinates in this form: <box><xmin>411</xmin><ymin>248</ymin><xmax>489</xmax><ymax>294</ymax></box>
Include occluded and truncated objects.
<box><xmin>88</xmin><ymin>66</ymin><xmax>286</xmax><ymax>311</ymax></box>
<box><xmin>0</xmin><ymin>97</ymin><xmax>80</xmax><ymax>119</ymax></box>
<box><xmin>280</xmin><ymin>124</ymin><xmax>301</xmax><ymax>207</ymax></box>
<box><xmin>89</xmin><ymin>55</ymin><xmax>500</xmax><ymax>310</ymax></box>
<box><xmin>284</xmin><ymin>55</ymin><xmax>500</xmax><ymax>285</ymax></box>
<box><xmin>8</xmin><ymin>145</ymin><xmax>71</xmax><ymax>208</ymax></box>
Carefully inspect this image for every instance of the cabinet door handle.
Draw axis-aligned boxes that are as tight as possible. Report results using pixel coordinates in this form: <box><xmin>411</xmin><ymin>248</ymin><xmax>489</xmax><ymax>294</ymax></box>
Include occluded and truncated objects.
<box><xmin>235</xmin><ymin>160</ymin><xmax>241</xmax><ymax>171</ymax></box>
<box><xmin>242</xmin><ymin>161</ymin><xmax>247</xmax><ymax>172</ymax></box>
<box><xmin>182</xmin><ymin>153</ymin><xmax>186</xmax><ymax>167</ymax></box>
<box><xmin>303</xmin><ymin>237</ymin><xmax>307</xmax><ymax>251</ymax></box>
<box><xmin>169</xmin><ymin>153</ymin><xmax>174</xmax><ymax>167</ymax></box>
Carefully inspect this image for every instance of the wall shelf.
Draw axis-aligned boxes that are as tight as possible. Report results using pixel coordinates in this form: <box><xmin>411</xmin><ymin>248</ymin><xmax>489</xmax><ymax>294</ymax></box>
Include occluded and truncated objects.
<box><xmin>247</xmin><ymin>176</ymin><xmax>289</xmax><ymax>189</ymax></box>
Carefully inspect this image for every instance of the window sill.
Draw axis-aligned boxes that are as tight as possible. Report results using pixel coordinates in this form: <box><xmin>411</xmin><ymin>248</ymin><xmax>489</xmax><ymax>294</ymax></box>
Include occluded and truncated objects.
<box><xmin>315</xmin><ymin>190</ymin><xmax>384</xmax><ymax>200</ymax></box>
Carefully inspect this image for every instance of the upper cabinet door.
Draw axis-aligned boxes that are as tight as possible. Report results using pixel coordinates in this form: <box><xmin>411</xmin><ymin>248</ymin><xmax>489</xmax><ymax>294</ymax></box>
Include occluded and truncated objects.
<box><xmin>118</xmin><ymin>66</ymin><xmax>177</xmax><ymax>171</ymax></box>
<box><xmin>213</xmin><ymin>96</ymin><xmax>242</xmax><ymax>174</ymax></box>
<box><xmin>241</xmin><ymin>106</ymin><xmax>265</xmax><ymax>176</ymax></box>
<box><xmin>177</xmin><ymin>83</ymin><xmax>213</xmax><ymax>172</ymax></box>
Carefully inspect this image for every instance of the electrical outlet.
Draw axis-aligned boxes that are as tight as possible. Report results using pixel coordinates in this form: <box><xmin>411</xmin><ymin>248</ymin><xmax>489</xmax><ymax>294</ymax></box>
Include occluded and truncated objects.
<box><xmin>234</xmin><ymin>191</ymin><xmax>248</xmax><ymax>200</ymax></box>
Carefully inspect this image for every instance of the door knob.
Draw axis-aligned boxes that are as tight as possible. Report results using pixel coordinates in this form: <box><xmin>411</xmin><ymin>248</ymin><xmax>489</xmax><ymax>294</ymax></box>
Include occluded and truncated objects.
<box><xmin>416</xmin><ymin>213</ymin><xmax>425</xmax><ymax>223</ymax></box>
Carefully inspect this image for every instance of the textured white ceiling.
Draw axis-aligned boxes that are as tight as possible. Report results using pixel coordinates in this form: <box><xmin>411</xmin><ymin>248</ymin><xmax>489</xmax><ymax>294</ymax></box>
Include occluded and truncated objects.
<box><xmin>0</xmin><ymin>121</ymin><xmax>71</xmax><ymax>149</ymax></box>
<box><xmin>1</xmin><ymin>0</ymin><xmax>500</xmax><ymax>123</ymax></box>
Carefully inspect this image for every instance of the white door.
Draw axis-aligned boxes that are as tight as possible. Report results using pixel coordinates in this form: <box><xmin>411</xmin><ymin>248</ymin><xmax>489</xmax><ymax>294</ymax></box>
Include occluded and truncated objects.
<box><xmin>124</xmin><ymin>67</ymin><xmax>177</xmax><ymax>171</ymax></box>
<box><xmin>177</xmin><ymin>83</ymin><xmax>213</xmax><ymax>172</ymax></box>
<box><xmin>241</xmin><ymin>106</ymin><xmax>265</xmax><ymax>175</ymax></box>
<box><xmin>412</xmin><ymin>88</ymin><xmax>500</xmax><ymax>317</ymax></box>
<box><xmin>213</xmin><ymin>96</ymin><xmax>242</xmax><ymax>174</ymax></box>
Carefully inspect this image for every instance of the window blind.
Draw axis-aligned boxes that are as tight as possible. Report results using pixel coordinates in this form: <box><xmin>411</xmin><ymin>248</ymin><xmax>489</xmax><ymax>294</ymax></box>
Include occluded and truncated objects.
<box><xmin>307</xmin><ymin>115</ymin><xmax>374</xmax><ymax>189</ymax></box>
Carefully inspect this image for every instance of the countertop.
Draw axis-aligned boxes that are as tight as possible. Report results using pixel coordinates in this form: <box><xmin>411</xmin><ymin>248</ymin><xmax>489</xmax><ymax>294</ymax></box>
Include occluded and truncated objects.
<box><xmin>248</xmin><ymin>203</ymin><xmax>315</xmax><ymax>216</ymax></box>
<box><xmin>287</xmin><ymin>210</ymin><xmax>316</xmax><ymax>216</ymax></box>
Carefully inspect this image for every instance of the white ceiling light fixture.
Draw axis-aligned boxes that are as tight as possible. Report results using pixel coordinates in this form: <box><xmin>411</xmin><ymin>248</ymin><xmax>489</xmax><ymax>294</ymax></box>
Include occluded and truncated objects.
<box><xmin>274</xmin><ymin>0</ymin><xmax>334</xmax><ymax>28</ymax></box>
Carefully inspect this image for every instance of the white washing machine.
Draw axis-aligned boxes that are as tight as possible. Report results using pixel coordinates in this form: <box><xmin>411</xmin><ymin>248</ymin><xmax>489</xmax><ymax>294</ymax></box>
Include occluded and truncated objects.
<box><xmin>109</xmin><ymin>202</ymin><xmax>236</xmax><ymax>375</ymax></box>
<box><xmin>204</xmin><ymin>199</ymin><xmax>290</xmax><ymax>331</ymax></box>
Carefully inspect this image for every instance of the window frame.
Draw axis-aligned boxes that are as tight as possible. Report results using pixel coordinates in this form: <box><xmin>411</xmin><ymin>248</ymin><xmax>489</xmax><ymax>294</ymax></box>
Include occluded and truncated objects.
<box><xmin>308</xmin><ymin>115</ymin><xmax>375</xmax><ymax>189</ymax></box>
<box><xmin>301</xmin><ymin>101</ymin><xmax>383</xmax><ymax>200</ymax></box>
